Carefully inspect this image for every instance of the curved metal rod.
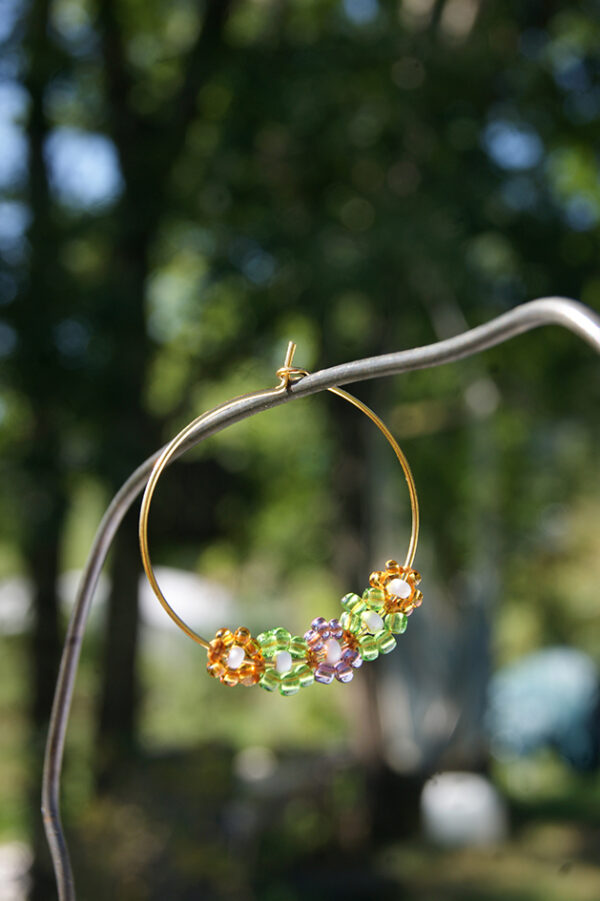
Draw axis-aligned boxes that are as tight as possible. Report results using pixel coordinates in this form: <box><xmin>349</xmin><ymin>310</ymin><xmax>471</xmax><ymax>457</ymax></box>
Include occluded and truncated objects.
<box><xmin>42</xmin><ymin>297</ymin><xmax>600</xmax><ymax>900</ymax></box>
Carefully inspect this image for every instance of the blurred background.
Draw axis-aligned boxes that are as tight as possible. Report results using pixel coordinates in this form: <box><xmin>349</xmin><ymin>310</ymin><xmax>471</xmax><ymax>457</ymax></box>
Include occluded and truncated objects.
<box><xmin>1</xmin><ymin>0</ymin><xmax>600</xmax><ymax>899</ymax></box>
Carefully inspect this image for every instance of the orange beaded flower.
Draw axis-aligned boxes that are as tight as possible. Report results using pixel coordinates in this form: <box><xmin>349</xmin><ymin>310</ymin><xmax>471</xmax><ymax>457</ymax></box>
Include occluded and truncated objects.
<box><xmin>206</xmin><ymin>626</ymin><xmax>265</xmax><ymax>687</ymax></box>
<box><xmin>370</xmin><ymin>559</ymin><xmax>423</xmax><ymax>615</ymax></box>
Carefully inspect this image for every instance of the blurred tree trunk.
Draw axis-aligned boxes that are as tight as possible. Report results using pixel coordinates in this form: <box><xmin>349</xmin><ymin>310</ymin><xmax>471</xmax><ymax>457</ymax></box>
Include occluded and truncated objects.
<box><xmin>93</xmin><ymin>0</ymin><xmax>236</xmax><ymax>788</ymax></box>
<box><xmin>20</xmin><ymin>0</ymin><xmax>70</xmax><ymax>896</ymax></box>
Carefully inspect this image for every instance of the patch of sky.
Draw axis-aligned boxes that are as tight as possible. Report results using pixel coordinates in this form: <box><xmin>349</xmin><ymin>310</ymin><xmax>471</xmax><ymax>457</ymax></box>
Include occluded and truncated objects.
<box><xmin>51</xmin><ymin>0</ymin><xmax>97</xmax><ymax>56</ymax></box>
<box><xmin>228</xmin><ymin>237</ymin><xmax>276</xmax><ymax>287</ymax></box>
<box><xmin>45</xmin><ymin>127</ymin><xmax>123</xmax><ymax>210</ymax></box>
<box><xmin>0</xmin><ymin>200</ymin><xmax>30</xmax><ymax>263</ymax></box>
<box><xmin>564</xmin><ymin>194</ymin><xmax>599</xmax><ymax>232</ymax></box>
<box><xmin>0</xmin><ymin>0</ymin><xmax>22</xmax><ymax>43</ymax></box>
<box><xmin>54</xmin><ymin>317</ymin><xmax>90</xmax><ymax>359</ymax></box>
<box><xmin>519</xmin><ymin>28</ymin><xmax>547</xmax><ymax>61</ymax></box>
<box><xmin>0</xmin><ymin>272</ymin><xmax>17</xmax><ymax>305</ymax></box>
<box><xmin>0</xmin><ymin>80</ymin><xmax>28</xmax><ymax>189</ymax></box>
<box><xmin>482</xmin><ymin>120</ymin><xmax>544</xmax><ymax>171</ymax></box>
<box><xmin>342</xmin><ymin>0</ymin><xmax>379</xmax><ymax>26</ymax></box>
<box><xmin>500</xmin><ymin>176</ymin><xmax>538</xmax><ymax>212</ymax></box>
<box><xmin>564</xmin><ymin>86</ymin><xmax>600</xmax><ymax>125</ymax></box>
<box><xmin>552</xmin><ymin>52</ymin><xmax>590</xmax><ymax>93</ymax></box>
<box><xmin>0</xmin><ymin>321</ymin><xmax>17</xmax><ymax>358</ymax></box>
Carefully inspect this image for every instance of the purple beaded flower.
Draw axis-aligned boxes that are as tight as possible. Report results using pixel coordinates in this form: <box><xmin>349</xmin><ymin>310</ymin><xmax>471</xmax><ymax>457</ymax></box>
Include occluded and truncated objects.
<box><xmin>304</xmin><ymin>616</ymin><xmax>362</xmax><ymax>684</ymax></box>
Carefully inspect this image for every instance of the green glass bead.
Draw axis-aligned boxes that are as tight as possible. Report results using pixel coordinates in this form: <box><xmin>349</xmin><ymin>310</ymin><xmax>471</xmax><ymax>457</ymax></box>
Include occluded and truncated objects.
<box><xmin>363</xmin><ymin>588</ymin><xmax>385</xmax><ymax>611</ymax></box>
<box><xmin>341</xmin><ymin>611</ymin><xmax>363</xmax><ymax>634</ymax></box>
<box><xmin>259</xmin><ymin>669</ymin><xmax>280</xmax><ymax>692</ymax></box>
<box><xmin>341</xmin><ymin>592</ymin><xmax>362</xmax><ymax>612</ymax></box>
<box><xmin>359</xmin><ymin>634</ymin><xmax>379</xmax><ymax>662</ymax></box>
<box><xmin>296</xmin><ymin>664</ymin><xmax>315</xmax><ymax>688</ymax></box>
<box><xmin>375</xmin><ymin>629</ymin><xmax>397</xmax><ymax>655</ymax></box>
<box><xmin>386</xmin><ymin>612</ymin><xmax>407</xmax><ymax>634</ymax></box>
<box><xmin>257</xmin><ymin>631</ymin><xmax>278</xmax><ymax>656</ymax></box>
<box><xmin>279</xmin><ymin>672</ymin><xmax>301</xmax><ymax>696</ymax></box>
<box><xmin>273</xmin><ymin>627</ymin><xmax>291</xmax><ymax>651</ymax></box>
<box><xmin>289</xmin><ymin>635</ymin><xmax>308</xmax><ymax>658</ymax></box>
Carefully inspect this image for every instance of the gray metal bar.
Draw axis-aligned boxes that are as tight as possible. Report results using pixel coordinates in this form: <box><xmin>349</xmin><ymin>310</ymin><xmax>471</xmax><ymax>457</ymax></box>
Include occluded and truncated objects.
<box><xmin>42</xmin><ymin>297</ymin><xmax>600</xmax><ymax>900</ymax></box>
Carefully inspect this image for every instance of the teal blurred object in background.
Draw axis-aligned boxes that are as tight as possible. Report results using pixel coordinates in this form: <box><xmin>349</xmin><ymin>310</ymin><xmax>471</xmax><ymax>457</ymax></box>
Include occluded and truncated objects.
<box><xmin>0</xmin><ymin>0</ymin><xmax>599</xmax><ymax>899</ymax></box>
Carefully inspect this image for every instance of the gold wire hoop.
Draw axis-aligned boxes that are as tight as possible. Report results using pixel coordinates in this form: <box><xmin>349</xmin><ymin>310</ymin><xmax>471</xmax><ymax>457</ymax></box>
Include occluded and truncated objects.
<box><xmin>138</xmin><ymin>342</ymin><xmax>419</xmax><ymax>651</ymax></box>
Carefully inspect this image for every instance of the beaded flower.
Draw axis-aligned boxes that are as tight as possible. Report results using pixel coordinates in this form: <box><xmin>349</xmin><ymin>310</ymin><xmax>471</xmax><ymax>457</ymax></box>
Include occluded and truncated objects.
<box><xmin>255</xmin><ymin>628</ymin><xmax>315</xmax><ymax>696</ymax></box>
<box><xmin>304</xmin><ymin>617</ymin><xmax>362</xmax><ymax>684</ymax></box>
<box><xmin>206</xmin><ymin>626</ymin><xmax>265</xmax><ymax>687</ymax></box>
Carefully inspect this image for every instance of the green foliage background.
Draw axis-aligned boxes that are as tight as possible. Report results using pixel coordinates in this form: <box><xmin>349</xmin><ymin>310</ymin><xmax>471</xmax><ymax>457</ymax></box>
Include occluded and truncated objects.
<box><xmin>0</xmin><ymin>0</ymin><xmax>599</xmax><ymax>899</ymax></box>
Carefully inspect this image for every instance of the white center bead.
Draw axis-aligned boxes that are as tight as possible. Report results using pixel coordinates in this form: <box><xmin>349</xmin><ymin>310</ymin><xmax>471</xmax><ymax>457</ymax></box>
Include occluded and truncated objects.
<box><xmin>387</xmin><ymin>577</ymin><xmax>411</xmax><ymax>599</ymax></box>
<box><xmin>325</xmin><ymin>638</ymin><xmax>342</xmax><ymax>664</ymax></box>
<box><xmin>275</xmin><ymin>650</ymin><xmax>293</xmax><ymax>674</ymax></box>
<box><xmin>363</xmin><ymin>610</ymin><xmax>384</xmax><ymax>633</ymax></box>
<box><xmin>227</xmin><ymin>645</ymin><xmax>246</xmax><ymax>670</ymax></box>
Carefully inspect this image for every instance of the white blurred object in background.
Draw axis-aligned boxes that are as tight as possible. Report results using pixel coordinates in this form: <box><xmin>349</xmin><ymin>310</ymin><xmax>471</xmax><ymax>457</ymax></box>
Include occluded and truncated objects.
<box><xmin>420</xmin><ymin>771</ymin><xmax>508</xmax><ymax>846</ymax></box>
<box><xmin>0</xmin><ymin>842</ymin><xmax>31</xmax><ymax>901</ymax></box>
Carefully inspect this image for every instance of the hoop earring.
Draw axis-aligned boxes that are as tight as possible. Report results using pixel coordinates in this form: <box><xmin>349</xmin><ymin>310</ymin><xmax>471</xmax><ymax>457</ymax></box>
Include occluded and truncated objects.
<box><xmin>138</xmin><ymin>343</ymin><xmax>423</xmax><ymax>696</ymax></box>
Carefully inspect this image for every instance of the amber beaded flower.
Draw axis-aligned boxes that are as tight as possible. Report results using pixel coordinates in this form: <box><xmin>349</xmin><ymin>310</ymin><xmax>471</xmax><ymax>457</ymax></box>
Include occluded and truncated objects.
<box><xmin>206</xmin><ymin>626</ymin><xmax>265</xmax><ymax>687</ymax></box>
<box><xmin>370</xmin><ymin>559</ymin><xmax>423</xmax><ymax>615</ymax></box>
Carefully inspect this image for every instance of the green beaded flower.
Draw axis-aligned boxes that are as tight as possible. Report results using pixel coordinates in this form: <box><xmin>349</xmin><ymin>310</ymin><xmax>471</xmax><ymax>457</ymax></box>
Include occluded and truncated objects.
<box><xmin>256</xmin><ymin>627</ymin><xmax>315</xmax><ymax>696</ymax></box>
<box><xmin>339</xmin><ymin>588</ymin><xmax>408</xmax><ymax>662</ymax></box>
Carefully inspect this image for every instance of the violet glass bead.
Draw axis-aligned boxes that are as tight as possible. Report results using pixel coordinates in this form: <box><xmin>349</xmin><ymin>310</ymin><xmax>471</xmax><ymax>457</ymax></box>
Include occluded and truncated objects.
<box><xmin>305</xmin><ymin>629</ymin><xmax>323</xmax><ymax>651</ymax></box>
<box><xmin>314</xmin><ymin>663</ymin><xmax>335</xmax><ymax>684</ymax></box>
<box><xmin>312</xmin><ymin>616</ymin><xmax>327</xmax><ymax>631</ymax></box>
<box><xmin>329</xmin><ymin>618</ymin><xmax>343</xmax><ymax>638</ymax></box>
<box><xmin>342</xmin><ymin>647</ymin><xmax>359</xmax><ymax>665</ymax></box>
<box><xmin>335</xmin><ymin>662</ymin><xmax>354</xmax><ymax>683</ymax></box>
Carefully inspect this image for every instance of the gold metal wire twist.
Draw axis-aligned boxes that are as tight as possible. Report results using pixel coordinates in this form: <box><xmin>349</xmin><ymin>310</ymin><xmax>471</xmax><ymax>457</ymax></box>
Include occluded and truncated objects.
<box><xmin>138</xmin><ymin>342</ymin><xmax>419</xmax><ymax>650</ymax></box>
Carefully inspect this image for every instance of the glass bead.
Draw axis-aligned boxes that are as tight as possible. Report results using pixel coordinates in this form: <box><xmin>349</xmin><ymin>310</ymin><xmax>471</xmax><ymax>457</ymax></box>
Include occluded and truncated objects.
<box><xmin>329</xmin><ymin>619</ymin><xmax>343</xmax><ymax>638</ymax></box>
<box><xmin>260</xmin><ymin>670</ymin><xmax>280</xmax><ymax>692</ymax></box>
<box><xmin>362</xmin><ymin>610</ymin><xmax>384</xmax><ymax>633</ymax></box>
<box><xmin>279</xmin><ymin>673</ymin><xmax>301</xmax><ymax>696</ymax></box>
<box><xmin>273</xmin><ymin>627</ymin><xmax>291</xmax><ymax>650</ymax></box>
<box><xmin>234</xmin><ymin>626</ymin><xmax>252</xmax><ymax>645</ymax></box>
<box><xmin>375</xmin><ymin>630</ymin><xmax>396</xmax><ymax>655</ymax></box>
<box><xmin>363</xmin><ymin>588</ymin><xmax>385</xmax><ymax>611</ymax></box>
<box><xmin>386</xmin><ymin>612</ymin><xmax>407</xmax><ymax>634</ymax></box>
<box><xmin>214</xmin><ymin>628</ymin><xmax>231</xmax><ymax>641</ymax></box>
<box><xmin>359</xmin><ymin>635</ymin><xmax>379</xmax><ymax>662</ymax></box>
<box><xmin>313</xmin><ymin>663</ymin><xmax>335</xmax><ymax>684</ymax></box>
<box><xmin>289</xmin><ymin>635</ymin><xmax>308</xmax><ymax>658</ymax></box>
<box><xmin>340</xmin><ymin>611</ymin><xmax>362</xmax><ymax>634</ymax></box>
<box><xmin>341</xmin><ymin>592</ymin><xmax>362</xmax><ymax>612</ymax></box>
<box><xmin>296</xmin><ymin>665</ymin><xmax>315</xmax><ymax>688</ymax></box>
<box><xmin>222</xmin><ymin>671</ymin><xmax>238</xmax><ymax>687</ymax></box>
<box><xmin>258</xmin><ymin>634</ymin><xmax>278</xmax><ymax>656</ymax></box>
<box><xmin>207</xmin><ymin>661</ymin><xmax>225</xmax><ymax>678</ymax></box>
<box><xmin>335</xmin><ymin>662</ymin><xmax>354</xmax><ymax>683</ymax></box>
<box><xmin>239</xmin><ymin>663</ymin><xmax>261</xmax><ymax>686</ymax></box>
